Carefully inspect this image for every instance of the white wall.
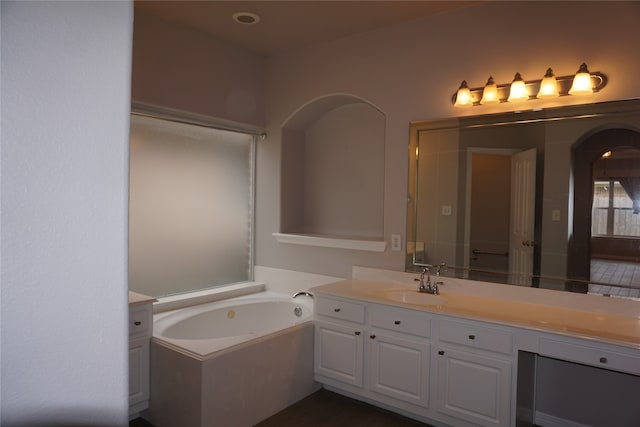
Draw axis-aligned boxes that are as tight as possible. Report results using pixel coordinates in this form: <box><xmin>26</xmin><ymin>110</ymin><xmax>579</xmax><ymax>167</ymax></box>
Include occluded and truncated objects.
<box><xmin>1</xmin><ymin>2</ymin><xmax>132</xmax><ymax>425</ymax></box>
<box><xmin>257</xmin><ymin>1</ymin><xmax>640</xmax><ymax>277</ymax></box>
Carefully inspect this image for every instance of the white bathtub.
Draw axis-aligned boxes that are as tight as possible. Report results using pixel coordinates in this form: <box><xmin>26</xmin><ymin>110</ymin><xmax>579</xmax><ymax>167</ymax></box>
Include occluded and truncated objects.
<box><xmin>153</xmin><ymin>290</ymin><xmax>314</xmax><ymax>359</ymax></box>
<box><xmin>149</xmin><ymin>290</ymin><xmax>319</xmax><ymax>427</ymax></box>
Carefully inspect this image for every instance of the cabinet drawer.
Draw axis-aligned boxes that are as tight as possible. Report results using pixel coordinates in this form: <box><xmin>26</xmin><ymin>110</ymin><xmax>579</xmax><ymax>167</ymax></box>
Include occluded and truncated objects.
<box><xmin>369</xmin><ymin>304</ymin><xmax>431</xmax><ymax>338</ymax></box>
<box><xmin>129</xmin><ymin>305</ymin><xmax>152</xmax><ymax>338</ymax></box>
<box><xmin>539</xmin><ymin>338</ymin><xmax>640</xmax><ymax>375</ymax></box>
<box><xmin>315</xmin><ymin>296</ymin><xmax>365</xmax><ymax>324</ymax></box>
<box><xmin>439</xmin><ymin>318</ymin><xmax>512</xmax><ymax>355</ymax></box>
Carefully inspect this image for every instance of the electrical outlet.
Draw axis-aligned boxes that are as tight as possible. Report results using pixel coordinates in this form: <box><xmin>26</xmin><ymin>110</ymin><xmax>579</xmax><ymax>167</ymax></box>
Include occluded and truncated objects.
<box><xmin>441</xmin><ymin>205</ymin><xmax>452</xmax><ymax>216</ymax></box>
<box><xmin>391</xmin><ymin>234</ymin><xmax>401</xmax><ymax>251</ymax></box>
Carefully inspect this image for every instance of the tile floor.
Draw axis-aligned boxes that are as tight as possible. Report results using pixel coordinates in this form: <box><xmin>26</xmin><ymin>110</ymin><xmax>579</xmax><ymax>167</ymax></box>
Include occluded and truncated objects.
<box><xmin>588</xmin><ymin>259</ymin><xmax>640</xmax><ymax>299</ymax></box>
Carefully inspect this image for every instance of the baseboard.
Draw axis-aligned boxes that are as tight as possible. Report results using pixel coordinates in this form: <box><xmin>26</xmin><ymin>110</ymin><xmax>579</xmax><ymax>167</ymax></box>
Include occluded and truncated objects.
<box><xmin>535</xmin><ymin>411</ymin><xmax>592</xmax><ymax>427</ymax></box>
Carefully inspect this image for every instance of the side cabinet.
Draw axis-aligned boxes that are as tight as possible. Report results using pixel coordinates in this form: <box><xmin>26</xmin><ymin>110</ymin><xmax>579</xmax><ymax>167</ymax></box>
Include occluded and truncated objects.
<box><xmin>129</xmin><ymin>301</ymin><xmax>153</xmax><ymax>418</ymax></box>
<box><xmin>436</xmin><ymin>318</ymin><xmax>513</xmax><ymax>427</ymax></box>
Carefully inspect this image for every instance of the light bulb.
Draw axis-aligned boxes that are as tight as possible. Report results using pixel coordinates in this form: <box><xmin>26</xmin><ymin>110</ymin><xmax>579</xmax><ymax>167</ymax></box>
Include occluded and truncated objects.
<box><xmin>480</xmin><ymin>76</ymin><xmax>499</xmax><ymax>104</ymax></box>
<box><xmin>454</xmin><ymin>80</ymin><xmax>473</xmax><ymax>107</ymax></box>
<box><xmin>569</xmin><ymin>63</ymin><xmax>593</xmax><ymax>95</ymax></box>
<box><xmin>537</xmin><ymin>68</ymin><xmax>559</xmax><ymax>98</ymax></box>
<box><xmin>507</xmin><ymin>72</ymin><xmax>529</xmax><ymax>102</ymax></box>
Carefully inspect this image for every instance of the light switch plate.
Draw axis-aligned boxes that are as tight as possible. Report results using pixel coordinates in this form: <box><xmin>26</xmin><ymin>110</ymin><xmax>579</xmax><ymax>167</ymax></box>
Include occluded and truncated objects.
<box><xmin>391</xmin><ymin>234</ymin><xmax>401</xmax><ymax>251</ymax></box>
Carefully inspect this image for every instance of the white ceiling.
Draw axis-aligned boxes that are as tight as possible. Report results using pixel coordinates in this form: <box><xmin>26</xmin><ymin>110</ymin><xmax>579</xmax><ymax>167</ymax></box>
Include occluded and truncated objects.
<box><xmin>134</xmin><ymin>1</ymin><xmax>477</xmax><ymax>56</ymax></box>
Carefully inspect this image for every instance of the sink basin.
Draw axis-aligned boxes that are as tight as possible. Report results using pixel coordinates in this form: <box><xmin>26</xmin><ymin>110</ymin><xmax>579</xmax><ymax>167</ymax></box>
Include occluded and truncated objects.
<box><xmin>385</xmin><ymin>290</ymin><xmax>447</xmax><ymax>306</ymax></box>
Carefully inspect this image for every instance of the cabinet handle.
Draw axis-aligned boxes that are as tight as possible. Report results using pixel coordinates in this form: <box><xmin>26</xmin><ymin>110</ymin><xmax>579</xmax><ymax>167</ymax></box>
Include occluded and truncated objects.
<box><xmin>370</xmin><ymin>334</ymin><xmax>376</xmax><ymax>339</ymax></box>
<box><xmin>334</xmin><ymin>308</ymin><xmax>341</xmax><ymax>312</ymax></box>
<box><xmin>394</xmin><ymin>320</ymin><xmax>401</xmax><ymax>325</ymax></box>
<box><xmin>354</xmin><ymin>331</ymin><xmax>361</xmax><ymax>336</ymax></box>
<box><xmin>438</xmin><ymin>350</ymin><xmax>445</xmax><ymax>355</ymax></box>
<box><xmin>134</xmin><ymin>321</ymin><xmax>142</xmax><ymax>326</ymax></box>
<box><xmin>468</xmin><ymin>334</ymin><xmax>476</xmax><ymax>340</ymax></box>
<box><xmin>599</xmin><ymin>357</ymin><xmax>608</xmax><ymax>364</ymax></box>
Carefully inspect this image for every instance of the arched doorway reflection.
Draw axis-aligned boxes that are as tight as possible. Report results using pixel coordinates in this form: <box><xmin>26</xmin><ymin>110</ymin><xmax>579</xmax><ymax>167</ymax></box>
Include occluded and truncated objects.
<box><xmin>568</xmin><ymin>128</ymin><xmax>640</xmax><ymax>294</ymax></box>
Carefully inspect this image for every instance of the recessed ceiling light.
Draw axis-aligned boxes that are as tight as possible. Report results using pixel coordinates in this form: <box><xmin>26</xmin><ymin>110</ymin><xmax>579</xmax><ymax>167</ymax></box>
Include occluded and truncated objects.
<box><xmin>232</xmin><ymin>12</ymin><xmax>260</xmax><ymax>25</ymax></box>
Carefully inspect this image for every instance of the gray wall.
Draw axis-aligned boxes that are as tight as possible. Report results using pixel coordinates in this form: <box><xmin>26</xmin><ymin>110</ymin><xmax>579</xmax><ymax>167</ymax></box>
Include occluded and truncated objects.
<box><xmin>1</xmin><ymin>1</ymin><xmax>132</xmax><ymax>424</ymax></box>
<box><xmin>132</xmin><ymin>10</ymin><xmax>266</xmax><ymax>126</ymax></box>
<box><xmin>258</xmin><ymin>2</ymin><xmax>640</xmax><ymax>278</ymax></box>
<box><xmin>133</xmin><ymin>2</ymin><xmax>640</xmax><ymax>277</ymax></box>
<box><xmin>131</xmin><ymin>2</ymin><xmax>640</xmax><ymax>279</ymax></box>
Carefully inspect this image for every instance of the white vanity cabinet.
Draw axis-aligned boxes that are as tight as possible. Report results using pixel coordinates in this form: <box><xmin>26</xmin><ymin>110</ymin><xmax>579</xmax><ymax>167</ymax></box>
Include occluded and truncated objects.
<box><xmin>314</xmin><ymin>294</ymin><xmax>514</xmax><ymax>426</ymax></box>
<box><xmin>314</xmin><ymin>295</ymin><xmax>433</xmax><ymax>413</ymax></box>
<box><xmin>312</xmin><ymin>277</ymin><xmax>640</xmax><ymax>427</ymax></box>
<box><xmin>435</xmin><ymin>317</ymin><xmax>513</xmax><ymax>427</ymax></box>
<box><xmin>128</xmin><ymin>294</ymin><xmax>154</xmax><ymax>418</ymax></box>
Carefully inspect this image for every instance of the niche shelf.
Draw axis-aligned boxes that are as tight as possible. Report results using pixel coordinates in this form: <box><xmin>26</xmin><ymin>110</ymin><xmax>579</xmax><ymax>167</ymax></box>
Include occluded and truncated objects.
<box><xmin>273</xmin><ymin>233</ymin><xmax>387</xmax><ymax>252</ymax></box>
<box><xmin>279</xmin><ymin>94</ymin><xmax>386</xmax><ymax>251</ymax></box>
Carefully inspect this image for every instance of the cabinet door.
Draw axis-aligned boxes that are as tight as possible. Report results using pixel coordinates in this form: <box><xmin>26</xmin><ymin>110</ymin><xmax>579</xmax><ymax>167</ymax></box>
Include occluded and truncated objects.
<box><xmin>369</xmin><ymin>331</ymin><xmax>430</xmax><ymax>408</ymax></box>
<box><xmin>437</xmin><ymin>347</ymin><xmax>511</xmax><ymax>427</ymax></box>
<box><xmin>314</xmin><ymin>320</ymin><xmax>364</xmax><ymax>387</ymax></box>
<box><xmin>129</xmin><ymin>338</ymin><xmax>150</xmax><ymax>406</ymax></box>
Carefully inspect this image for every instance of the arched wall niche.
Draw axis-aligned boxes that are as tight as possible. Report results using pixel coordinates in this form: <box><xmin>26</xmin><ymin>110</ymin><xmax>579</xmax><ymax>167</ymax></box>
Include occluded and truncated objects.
<box><xmin>277</xmin><ymin>94</ymin><xmax>387</xmax><ymax>251</ymax></box>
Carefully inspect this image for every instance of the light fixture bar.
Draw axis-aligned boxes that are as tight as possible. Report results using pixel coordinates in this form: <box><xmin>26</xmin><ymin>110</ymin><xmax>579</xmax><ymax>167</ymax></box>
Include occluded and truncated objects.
<box><xmin>452</xmin><ymin>69</ymin><xmax>607</xmax><ymax>107</ymax></box>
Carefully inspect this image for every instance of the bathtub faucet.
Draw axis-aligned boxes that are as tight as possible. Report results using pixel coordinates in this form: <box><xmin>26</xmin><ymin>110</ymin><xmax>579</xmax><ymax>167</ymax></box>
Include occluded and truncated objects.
<box><xmin>293</xmin><ymin>291</ymin><xmax>314</xmax><ymax>299</ymax></box>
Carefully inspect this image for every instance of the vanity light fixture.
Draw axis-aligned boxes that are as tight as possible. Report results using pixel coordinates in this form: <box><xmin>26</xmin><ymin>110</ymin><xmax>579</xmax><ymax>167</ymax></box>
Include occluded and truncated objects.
<box><xmin>452</xmin><ymin>63</ymin><xmax>607</xmax><ymax>107</ymax></box>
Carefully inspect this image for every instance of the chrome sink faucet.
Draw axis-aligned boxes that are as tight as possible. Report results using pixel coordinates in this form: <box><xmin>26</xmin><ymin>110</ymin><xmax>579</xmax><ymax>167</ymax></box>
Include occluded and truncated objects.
<box><xmin>432</xmin><ymin>262</ymin><xmax>447</xmax><ymax>294</ymax></box>
<box><xmin>415</xmin><ymin>267</ymin><xmax>437</xmax><ymax>294</ymax></box>
<box><xmin>415</xmin><ymin>263</ymin><xmax>446</xmax><ymax>295</ymax></box>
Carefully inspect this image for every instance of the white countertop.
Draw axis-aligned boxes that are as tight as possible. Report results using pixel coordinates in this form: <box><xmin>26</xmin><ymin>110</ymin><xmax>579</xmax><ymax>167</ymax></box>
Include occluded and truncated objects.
<box><xmin>310</xmin><ymin>276</ymin><xmax>640</xmax><ymax>349</ymax></box>
<box><xmin>128</xmin><ymin>291</ymin><xmax>156</xmax><ymax>306</ymax></box>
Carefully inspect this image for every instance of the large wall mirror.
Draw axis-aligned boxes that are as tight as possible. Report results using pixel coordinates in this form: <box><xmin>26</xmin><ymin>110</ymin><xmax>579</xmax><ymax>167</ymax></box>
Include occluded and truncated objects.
<box><xmin>407</xmin><ymin>98</ymin><xmax>640</xmax><ymax>298</ymax></box>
